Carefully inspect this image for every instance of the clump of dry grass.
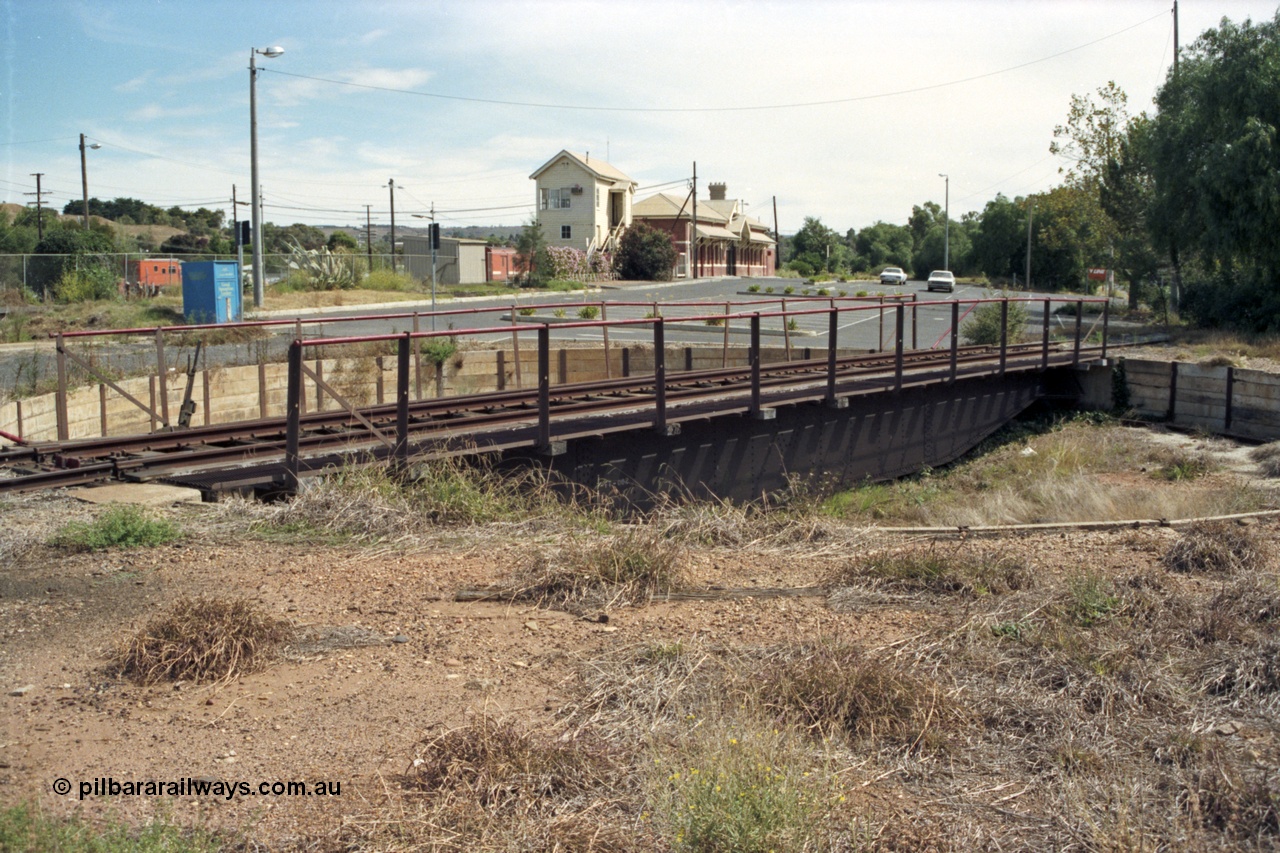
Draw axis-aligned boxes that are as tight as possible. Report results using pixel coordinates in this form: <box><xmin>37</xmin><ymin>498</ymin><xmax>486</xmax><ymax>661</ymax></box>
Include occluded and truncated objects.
<box><xmin>750</xmin><ymin>643</ymin><xmax>951</xmax><ymax>750</ymax></box>
<box><xmin>112</xmin><ymin>596</ymin><xmax>292</xmax><ymax>684</ymax></box>
<box><xmin>651</xmin><ymin>493</ymin><xmax>861</xmax><ymax>555</ymax></box>
<box><xmin>406</xmin><ymin>718</ymin><xmax>621</xmax><ymax>813</ymax></box>
<box><xmin>1250</xmin><ymin>442</ymin><xmax>1280</xmax><ymax>477</ymax></box>
<box><xmin>507</xmin><ymin>528</ymin><xmax>687</xmax><ymax>611</ymax></box>
<box><xmin>1162</xmin><ymin>521</ymin><xmax>1268</xmax><ymax>574</ymax></box>
<box><xmin>831</xmin><ymin>543</ymin><xmax>1033</xmax><ymax>597</ymax></box>
<box><xmin>1184</xmin><ymin>749</ymin><xmax>1280</xmax><ymax>840</ymax></box>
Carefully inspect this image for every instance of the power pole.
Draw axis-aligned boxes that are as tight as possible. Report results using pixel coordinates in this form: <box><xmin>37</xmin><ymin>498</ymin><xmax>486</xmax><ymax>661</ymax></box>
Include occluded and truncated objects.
<box><xmin>233</xmin><ymin>185</ymin><xmax>248</xmax><ymax>283</ymax></box>
<box><xmin>690</xmin><ymin>162</ymin><xmax>698</xmax><ymax>280</ymax></box>
<box><xmin>1172</xmin><ymin>0</ymin><xmax>1179</xmax><ymax>75</ymax></box>
<box><xmin>772</xmin><ymin>196</ymin><xmax>780</xmax><ymax>271</ymax></box>
<box><xmin>364</xmin><ymin>205</ymin><xmax>373</xmax><ymax>271</ymax></box>
<box><xmin>1025</xmin><ymin>197</ymin><xmax>1035</xmax><ymax>291</ymax></box>
<box><xmin>25</xmin><ymin>173</ymin><xmax>48</xmax><ymax>241</ymax></box>
<box><xmin>79</xmin><ymin>134</ymin><xmax>100</xmax><ymax>229</ymax></box>
<box><xmin>385</xmin><ymin>178</ymin><xmax>398</xmax><ymax>273</ymax></box>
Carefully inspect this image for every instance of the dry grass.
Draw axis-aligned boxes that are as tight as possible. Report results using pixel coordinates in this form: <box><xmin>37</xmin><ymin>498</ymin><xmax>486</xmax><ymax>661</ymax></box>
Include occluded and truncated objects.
<box><xmin>111</xmin><ymin>596</ymin><xmax>293</xmax><ymax>684</ymax></box>
<box><xmin>1250</xmin><ymin>442</ymin><xmax>1280</xmax><ymax>477</ymax></box>
<box><xmin>830</xmin><ymin>542</ymin><xmax>1033</xmax><ymax>597</ymax></box>
<box><xmin>506</xmin><ymin>528</ymin><xmax>688</xmax><ymax>611</ymax></box>
<box><xmin>1162</xmin><ymin>521</ymin><xmax>1270</xmax><ymax>574</ymax></box>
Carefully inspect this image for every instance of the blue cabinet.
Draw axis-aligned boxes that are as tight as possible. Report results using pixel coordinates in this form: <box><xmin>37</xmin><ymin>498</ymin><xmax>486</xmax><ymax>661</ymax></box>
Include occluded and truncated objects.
<box><xmin>181</xmin><ymin>261</ymin><xmax>242</xmax><ymax>323</ymax></box>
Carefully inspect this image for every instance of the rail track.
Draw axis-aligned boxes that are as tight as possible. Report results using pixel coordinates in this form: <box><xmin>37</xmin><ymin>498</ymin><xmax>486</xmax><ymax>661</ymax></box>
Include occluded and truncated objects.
<box><xmin>0</xmin><ymin>340</ymin><xmax>1103</xmax><ymax>498</ymax></box>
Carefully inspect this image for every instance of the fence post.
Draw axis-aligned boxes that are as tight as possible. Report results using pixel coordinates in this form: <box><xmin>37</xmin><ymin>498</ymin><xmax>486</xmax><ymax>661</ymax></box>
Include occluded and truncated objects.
<box><xmin>155</xmin><ymin>328</ymin><xmax>169</xmax><ymax>427</ymax></box>
<box><xmin>911</xmin><ymin>294</ymin><xmax>918</xmax><ymax>349</ymax></box>
<box><xmin>722</xmin><ymin>301</ymin><xmax>731</xmax><ymax>368</ymax></box>
<box><xmin>825</xmin><ymin>308</ymin><xmax>840</xmax><ymax>407</ymax></box>
<box><xmin>750</xmin><ymin>313</ymin><xmax>762</xmax><ymax>417</ymax></box>
<box><xmin>412</xmin><ymin>312</ymin><xmax>422</xmax><ymax>400</ymax></box>
<box><xmin>1225</xmin><ymin>366</ymin><xmax>1235</xmax><ymax>432</ymax></box>
<box><xmin>1042</xmin><ymin>298</ymin><xmax>1051</xmax><ymax>371</ymax></box>
<box><xmin>998</xmin><ymin>301</ymin><xmax>1009</xmax><ymax>377</ymax></box>
<box><xmin>284</xmin><ymin>340</ymin><xmax>302</xmax><ymax>491</ymax></box>
<box><xmin>950</xmin><ymin>301</ymin><xmax>960</xmax><ymax>383</ymax></box>
<box><xmin>1073</xmin><ymin>301</ymin><xmax>1083</xmax><ymax>365</ymax></box>
<box><xmin>782</xmin><ymin>298</ymin><xmax>792</xmax><ymax>361</ymax></box>
<box><xmin>654</xmin><ymin>317</ymin><xmax>668</xmax><ymax>434</ymax></box>
<box><xmin>395</xmin><ymin>333</ymin><xmax>410</xmax><ymax>467</ymax></box>
<box><xmin>55</xmin><ymin>332</ymin><xmax>69</xmax><ymax>441</ymax></box>
<box><xmin>510</xmin><ymin>304</ymin><xmax>523</xmax><ymax>389</ymax></box>
<box><xmin>894</xmin><ymin>304</ymin><xmax>905</xmax><ymax>393</ymax></box>
<box><xmin>1101</xmin><ymin>298</ymin><xmax>1110</xmax><ymax>360</ymax></box>
<box><xmin>537</xmin><ymin>324</ymin><xmax>551</xmax><ymax>449</ymax></box>
<box><xmin>601</xmin><ymin>302</ymin><xmax>612</xmax><ymax>379</ymax></box>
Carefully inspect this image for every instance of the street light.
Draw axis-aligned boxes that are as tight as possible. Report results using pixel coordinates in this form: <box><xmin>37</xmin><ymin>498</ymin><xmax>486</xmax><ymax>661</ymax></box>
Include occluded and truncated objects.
<box><xmin>250</xmin><ymin>45</ymin><xmax>284</xmax><ymax>309</ymax></box>
<box><xmin>938</xmin><ymin>173</ymin><xmax>950</xmax><ymax>271</ymax></box>
<box><xmin>79</xmin><ymin>134</ymin><xmax>101</xmax><ymax>230</ymax></box>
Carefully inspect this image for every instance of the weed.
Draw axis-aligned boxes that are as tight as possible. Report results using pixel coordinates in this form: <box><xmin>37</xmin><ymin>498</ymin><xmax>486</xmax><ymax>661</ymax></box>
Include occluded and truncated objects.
<box><xmin>855</xmin><ymin>290</ymin><xmax>868</xmax><ymax>297</ymax></box>
<box><xmin>420</xmin><ymin>337</ymin><xmax>458</xmax><ymax>367</ymax></box>
<box><xmin>1250</xmin><ymin>442</ymin><xmax>1280</xmax><ymax>477</ymax></box>
<box><xmin>51</xmin><ymin>505</ymin><xmax>180</xmax><ymax>551</ymax></box>
<box><xmin>510</xmin><ymin>527</ymin><xmax>687</xmax><ymax>610</ymax></box>
<box><xmin>962</xmin><ymin>296</ymin><xmax>1030</xmax><ymax>346</ymax></box>
<box><xmin>764</xmin><ymin>286</ymin><xmax>774</xmax><ymax>294</ymax></box>
<box><xmin>577</xmin><ymin>305</ymin><xmax>600</xmax><ymax>320</ymax></box>
<box><xmin>703</xmin><ymin>316</ymin><xmax>725</xmax><ymax>327</ymax></box>
<box><xmin>517</xmin><ymin>306</ymin><xmax>536</xmax><ymax>316</ymax></box>
<box><xmin>786</xmin><ymin>318</ymin><xmax>799</xmax><ymax>331</ymax></box>
<box><xmin>656</xmin><ymin>720</ymin><xmax>846</xmax><ymax>853</ymax></box>
<box><xmin>752</xmin><ymin>642</ymin><xmax>949</xmax><ymax>749</ymax></box>
<box><xmin>359</xmin><ymin>269</ymin><xmax>416</xmax><ymax>292</ymax></box>
<box><xmin>783</xmin><ymin>286</ymin><xmax>795</xmax><ymax>295</ymax></box>
<box><xmin>990</xmin><ymin>620</ymin><xmax>1028</xmax><ymax>640</ymax></box>
<box><xmin>0</xmin><ymin>804</ymin><xmax>222</xmax><ymax>852</ymax></box>
<box><xmin>552</xmin><ymin>307</ymin><xmax>566</xmax><ymax>318</ymax></box>
<box><xmin>746</xmin><ymin>284</ymin><xmax>760</xmax><ymax>293</ymax></box>
<box><xmin>112</xmin><ymin>596</ymin><xmax>292</xmax><ymax>684</ymax></box>
<box><xmin>1162</xmin><ymin>521</ymin><xmax>1266</xmax><ymax>574</ymax></box>
<box><xmin>835</xmin><ymin>544</ymin><xmax>1033</xmax><ymax>596</ymax></box>
<box><xmin>1064</xmin><ymin>573</ymin><xmax>1120</xmax><ymax>627</ymax></box>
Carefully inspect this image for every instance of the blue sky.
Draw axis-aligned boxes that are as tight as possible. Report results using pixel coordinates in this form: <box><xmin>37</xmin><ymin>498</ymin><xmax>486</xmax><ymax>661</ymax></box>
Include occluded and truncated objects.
<box><xmin>2</xmin><ymin>0</ymin><xmax>1275</xmax><ymax>235</ymax></box>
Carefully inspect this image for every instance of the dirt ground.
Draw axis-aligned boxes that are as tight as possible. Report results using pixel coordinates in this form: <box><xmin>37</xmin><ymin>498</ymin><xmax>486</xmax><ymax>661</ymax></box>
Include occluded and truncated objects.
<box><xmin>2</xmin><ymin>427</ymin><xmax>1279</xmax><ymax>850</ymax></box>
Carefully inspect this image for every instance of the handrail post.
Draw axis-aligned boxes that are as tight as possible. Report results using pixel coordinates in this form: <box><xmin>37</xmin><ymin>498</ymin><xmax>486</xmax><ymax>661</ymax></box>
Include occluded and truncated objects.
<box><xmin>654</xmin><ymin>317</ymin><xmax>667</xmax><ymax>434</ymax></box>
<box><xmin>284</xmin><ymin>339</ymin><xmax>302</xmax><ymax>491</ymax></box>
<box><xmin>395</xmin><ymin>332</ymin><xmax>410</xmax><ymax>467</ymax></box>
<box><xmin>894</xmin><ymin>304</ymin><xmax>905</xmax><ymax>393</ymax></box>
<box><xmin>537</xmin><ymin>324</ymin><xmax>551</xmax><ymax>449</ymax></box>
<box><xmin>911</xmin><ymin>294</ymin><xmax>918</xmax><ymax>350</ymax></box>
<box><xmin>601</xmin><ymin>302</ymin><xmax>612</xmax><ymax>379</ymax></box>
<box><xmin>1073</xmin><ymin>300</ymin><xmax>1083</xmax><ymax>365</ymax></box>
<box><xmin>750</xmin><ymin>313</ymin><xmax>762</xmax><ymax>417</ymax></box>
<box><xmin>998</xmin><ymin>300</ymin><xmax>1009</xmax><ymax>377</ymax></box>
<box><xmin>1101</xmin><ymin>298</ymin><xmax>1110</xmax><ymax>360</ymax></box>
<box><xmin>1042</xmin><ymin>298</ymin><xmax>1051</xmax><ymax>371</ymax></box>
<box><xmin>155</xmin><ymin>328</ymin><xmax>169</xmax><ymax>427</ymax></box>
<box><xmin>781</xmin><ymin>298</ymin><xmax>791</xmax><ymax>361</ymax></box>
<box><xmin>55</xmin><ymin>332</ymin><xmax>69</xmax><ymax>441</ymax></box>
<box><xmin>825</xmin><ymin>308</ymin><xmax>838</xmax><ymax>406</ymax></box>
<box><xmin>949</xmin><ymin>301</ymin><xmax>959</xmax><ymax>383</ymax></box>
<box><xmin>412</xmin><ymin>312</ymin><xmax>422</xmax><ymax>400</ymax></box>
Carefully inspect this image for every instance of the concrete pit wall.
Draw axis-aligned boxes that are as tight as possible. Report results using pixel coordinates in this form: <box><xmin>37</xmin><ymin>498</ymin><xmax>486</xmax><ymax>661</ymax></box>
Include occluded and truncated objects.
<box><xmin>1120</xmin><ymin>357</ymin><xmax>1280</xmax><ymax>441</ymax></box>
<box><xmin>0</xmin><ymin>343</ymin><xmax>859</xmax><ymax>446</ymax></box>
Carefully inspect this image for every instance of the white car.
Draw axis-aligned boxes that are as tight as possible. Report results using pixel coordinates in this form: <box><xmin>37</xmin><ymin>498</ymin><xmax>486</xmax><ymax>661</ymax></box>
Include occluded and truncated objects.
<box><xmin>879</xmin><ymin>266</ymin><xmax>908</xmax><ymax>285</ymax></box>
<box><xmin>926</xmin><ymin>270</ymin><xmax>956</xmax><ymax>293</ymax></box>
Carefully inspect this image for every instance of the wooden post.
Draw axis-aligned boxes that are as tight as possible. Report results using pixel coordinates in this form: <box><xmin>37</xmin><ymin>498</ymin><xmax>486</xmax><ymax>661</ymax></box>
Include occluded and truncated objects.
<box><xmin>722</xmin><ymin>301</ymin><xmax>730</xmax><ymax>368</ymax></box>
<box><xmin>510</xmin><ymin>304</ymin><xmax>523</xmax><ymax>389</ymax></box>
<box><xmin>894</xmin><ymin>304</ymin><xmax>905</xmax><ymax>393</ymax></box>
<box><xmin>950</xmin><ymin>300</ymin><xmax>960</xmax><ymax>383</ymax></box>
<box><xmin>376</xmin><ymin>356</ymin><xmax>385</xmax><ymax>404</ymax></box>
<box><xmin>998</xmin><ymin>300</ymin><xmax>1008</xmax><ymax>377</ymax></box>
<box><xmin>825</xmin><ymin>308</ymin><xmax>838</xmax><ymax>406</ymax></box>
<box><xmin>750</xmin><ymin>313</ymin><xmax>762</xmax><ymax>417</ymax></box>
<box><xmin>911</xmin><ymin>294</ymin><xmax>918</xmax><ymax>350</ymax></box>
<box><xmin>155</xmin><ymin>328</ymin><xmax>169</xmax><ymax>427</ymax></box>
<box><xmin>285</xmin><ymin>341</ymin><xmax>302</xmax><ymax>491</ymax></box>
<box><xmin>496</xmin><ymin>350</ymin><xmax>505</xmax><ymax>391</ymax></box>
<box><xmin>558</xmin><ymin>347</ymin><xmax>568</xmax><ymax>385</ymax></box>
<box><xmin>99</xmin><ymin>384</ymin><xmax>107</xmax><ymax>437</ymax></box>
<box><xmin>395</xmin><ymin>334</ymin><xmax>410</xmax><ymax>467</ymax></box>
<box><xmin>1225</xmin><ymin>366</ymin><xmax>1235</xmax><ymax>431</ymax></box>
<box><xmin>1041</xmin><ymin>298</ymin><xmax>1051</xmax><ymax>372</ymax></box>
<box><xmin>1101</xmin><ymin>298</ymin><xmax>1110</xmax><ymax>360</ymax></box>
<box><xmin>782</xmin><ymin>298</ymin><xmax>791</xmax><ymax>361</ymax></box>
<box><xmin>412</xmin><ymin>312</ymin><xmax>422</xmax><ymax>400</ymax></box>
<box><xmin>600</xmin><ymin>302</ymin><xmax>612</xmax><ymax>379</ymax></box>
<box><xmin>1073</xmin><ymin>301</ymin><xmax>1083</xmax><ymax>365</ymax></box>
<box><xmin>55</xmin><ymin>333</ymin><xmax>68</xmax><ymax>441</ymax></box>
<box><xmin>622</xmin><ymin>347</ymin><xmax>631</xmax><ymax>377</ymax></box>
<box><xmin>654</xmin><ymin>318</ymin><xmax>667</xmax><ymax>434</ymax></box>
<box><xmin>258</xmin><ymin>362</ymin><xmax>268</xmax><ymax>417</ymax></box>
<box><xmin>314</xmin><ymin>359</ymin><xmax>325</xmax><ymax>411</ymax></box>
<box><xmin>537</xmin><ymin>324</ymin><xmax>551</xmax><ymax>449</ymax></box>
<box><xmin>1167</xmin><ymin>362</ymin><xmax>1179</xmax><ymax>421</ymax></box>
<box><xmin>149</xmin><ymin>376</ymin><xmax>158</xmax><ymax>432</ymax></box>
<box><xmin>202</xmin><ymin>365</ymin><xmax>211</xmax><ymax>426</ymax></box>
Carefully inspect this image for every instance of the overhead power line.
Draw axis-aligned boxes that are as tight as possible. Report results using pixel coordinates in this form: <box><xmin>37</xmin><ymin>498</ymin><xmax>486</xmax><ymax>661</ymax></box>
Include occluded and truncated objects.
<box><xmin>263</xmin><ymin>12</ymin><xmax>1164</xmax><ymax>114</ymax></box>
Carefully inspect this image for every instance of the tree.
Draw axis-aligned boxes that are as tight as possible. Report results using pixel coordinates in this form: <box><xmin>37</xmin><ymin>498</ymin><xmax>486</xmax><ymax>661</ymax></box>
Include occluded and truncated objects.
<box><xmin>1050</xmin><ymin>81</ymin><xmax>1132</xmax><ymax>190</ymax></box>
<box><xmin>327</xmin><ymin>230</ymin><xmax>359</xmax><ymax>252</ymax></box>
<box><xmin>1100</xmin><ymin>118</ymin><xmax>1161</xmax><ymax>309</ymax></box>
<box><xmin>1030</xmin><ymin>185</ymin><xmax>1110</xmax><ymax>291</ymax></box>
<box><xmin>789</xmin><ymin>216</ymin><xmax>848</xmax><ymax>274</ymax></box>
<box><xmin>614</xmin><ymin>221</ymin><xmax>676</xmax><ymax>281</ymax></box>
<box><xmin>515</xmin><ymin>220</ymin><xmax>549</xmax><ymax>286</ymax></box>
<box><xmin>908</xmin><ymin>202</ymin><xmax>942</xmax><ymax>249</ymax></box>
<box><xmin>28</xmin><ymin>228</ymin><xmax>117</xmax><ymax>297</ymax></box>
<box><xmin>1148</xmin><ymin>10</ymin><xmax>1280</xmax><ymax>328</ymax></box>
<box><xmin>159</xmin><ymin>233</ymin><xmax>213</xmax><ymax>255</ymax></box>
<box><xmin>853</xmin><ymin>222</ymin><xmax>913</xmax><ymax>270</ymax></box>
<box><xmin>971</xmin><ymin>194</ymin><xmax>1028</xmax><ymax>281</ymax></box>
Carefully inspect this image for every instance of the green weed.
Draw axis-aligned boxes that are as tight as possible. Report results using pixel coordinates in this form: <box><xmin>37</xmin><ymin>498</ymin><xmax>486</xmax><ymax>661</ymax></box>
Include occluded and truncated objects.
<box><xmin>52</xmin><ymin>505</ymin><xmax>180</xmax><ymax>551</ymax></box>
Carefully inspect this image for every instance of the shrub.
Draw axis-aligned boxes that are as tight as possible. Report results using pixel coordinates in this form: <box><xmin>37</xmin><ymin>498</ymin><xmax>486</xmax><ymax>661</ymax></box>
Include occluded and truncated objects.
<box><xmin>509</xmin><ymin>528</ymin><xmax>687</xmax><ymax>610</ymax></box>
<box><xmin>577</xmin><ymin>305</ymin><xmax>600</xmax><ymax>320</ymax></box>
<box><xmin>962</xmin><ymin>296</ymin><xmax>1030</xmax><ymax>346</ymax></box>
<box><xmin>614</xmin><ymin>221</ymin><xmax>676</xmax><ymax>281</ymax></box>
<box><xmin>360</xmin><ymin>268</ymin><xmax>415</xmax><ymax>291</ymax></box>
<box><xmin>420</xmin><ymin>337</ymin><xmax>457</xmax><ymax>367</ymax></box>
<box><xmin>112</xmin><ymin>596</ymin><xmax>292</xmax><ymax>684</ymax></box>
<box><xmin>53</xmin><ymin>267</ymin><xmax>117</xmax><ymax>303</ymax></box>
<box><xmin>52</xmin><ymin>505</ymin><xmax>180</xmax><ymax>551</ymax></box>
<box><xmin>1162</xmin><ymin>522</ymin><xmax>1266</xmax><ymax>574</ymax></box>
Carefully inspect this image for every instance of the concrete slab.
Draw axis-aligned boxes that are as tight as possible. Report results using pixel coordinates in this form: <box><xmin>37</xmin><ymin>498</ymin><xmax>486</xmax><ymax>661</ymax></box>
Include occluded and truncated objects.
<box><xmin>73</xmin><ymin>482</ymin><xmax>203</xmax><ymax>506</ymax></box>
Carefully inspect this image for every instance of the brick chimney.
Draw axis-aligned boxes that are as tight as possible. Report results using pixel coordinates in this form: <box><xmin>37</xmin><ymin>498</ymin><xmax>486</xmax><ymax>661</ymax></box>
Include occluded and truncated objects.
<box><xmin>708</xmin><ymin>182</ymin><xmax>727</xmax><ymax>201</ymax></box>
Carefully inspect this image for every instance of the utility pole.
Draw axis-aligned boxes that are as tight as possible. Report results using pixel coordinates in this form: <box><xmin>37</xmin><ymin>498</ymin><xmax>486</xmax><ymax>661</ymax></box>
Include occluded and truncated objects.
<box><xmin>430</xmin><ymin>201</ymin><xmax>437</xmax><ymax>326</ymax></box>
<box><xmin>1172</xmin><ymin>0</ymin><xmax>1179</xmax><ymax>75</ymax></box>
<box><xmin>25</xmin><ymin>174</ymin><xmax>48</xmax><ymax>241</ymax></box>
<box><xmin>385</xmin><ymin>178</ymin><xmax>398</xmax><ymax>273</ymax></box>
<box><xmin>690</xmin><ymin>162</ymin><xmax>698</xmax><ymax>280</ymax></box>
<box><xmin>79</xmin><ymin>134</ymin><xmax>100</xmax><ymax>229</ymax></box>
<box><xmin>939</xmin><ymin>173</ymin><xmax>950</xmax><ymax>270</ymax></box>
<box><xmin>364</xmin><ymin>205</ymin><xmax>373</xmax><ymax>272</ymax></box>
<box><xmin>232</xmin><ymin>185</ymin><xmax>248</xmax><ymax>284</ymax></box>
<box><xmin>1025</xmin><ymin>197</ymin><xmax>1035</xmax><ymax>291</ymax></box>
<box><xmin>772</xmin><ymin>196</ymin><xmax>780</xmax><ymax>271</ymax></box>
